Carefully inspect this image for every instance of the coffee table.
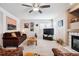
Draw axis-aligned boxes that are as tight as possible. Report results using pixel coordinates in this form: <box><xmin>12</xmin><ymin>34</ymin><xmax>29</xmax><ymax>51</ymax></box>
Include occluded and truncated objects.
<box><xmin>27</xmin><ymin>37</ymin><xmax>37</xmax><ymax>46</ymax></box>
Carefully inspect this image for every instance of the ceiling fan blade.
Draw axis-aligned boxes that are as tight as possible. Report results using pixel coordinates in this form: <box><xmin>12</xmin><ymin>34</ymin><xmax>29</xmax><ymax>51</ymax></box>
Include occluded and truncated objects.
<box><xmin>29</xmin><ymin>10</ymin><xmax>33</xmax><ymax>13</ymax></box>
<box><xmin>22</xmin><ymin>4</ymin><xmax>32</xmax><ymax>7</ymax></box>
<box><xmin>40</xmin><ymin>5</ymin><xmax>50</xmax><ymax>8</ymax></box>
<box><xmin>38</xmin><ymin>10</ymin><xmax>42</xmax><ymax>13</ymax></box>
<box><xmin>33</xmin><ymin>3</ymin><xmax>35</xmax><ymax>7</ymax></box>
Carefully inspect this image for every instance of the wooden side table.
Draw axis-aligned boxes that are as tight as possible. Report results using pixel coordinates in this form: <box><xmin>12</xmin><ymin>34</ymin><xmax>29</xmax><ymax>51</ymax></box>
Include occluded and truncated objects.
<box><xmin>27</xmin><ymin>37</ymin><xmax>37</xmax><ymax>46</ymax></box>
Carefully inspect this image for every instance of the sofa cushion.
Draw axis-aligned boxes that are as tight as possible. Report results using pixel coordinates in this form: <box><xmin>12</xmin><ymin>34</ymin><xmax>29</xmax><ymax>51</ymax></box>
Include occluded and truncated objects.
<box><xmin>14</xmin><ymin>31</ymin><xmax>21</xmax><ymax>37</ymax></box>
<box><xmin>11</xmin><ymin>33</ymin><xmax>16</xmax><ymax>37</ymax></box>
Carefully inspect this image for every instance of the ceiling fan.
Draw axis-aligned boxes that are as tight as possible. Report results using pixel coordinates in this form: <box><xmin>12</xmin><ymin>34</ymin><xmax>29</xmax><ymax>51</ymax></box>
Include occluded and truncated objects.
<box><xmin>22</xmin><ymin>3</ymin><xmax>50</xmax><ymax>13</ymax></box>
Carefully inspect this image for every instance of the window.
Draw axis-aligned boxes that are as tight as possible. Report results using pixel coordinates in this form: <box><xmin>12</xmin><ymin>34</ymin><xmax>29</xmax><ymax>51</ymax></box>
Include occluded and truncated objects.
<box><xmin>39</xmin><ymin>23</ymin><xmax>52</xmax><ymax>29</ymax></box>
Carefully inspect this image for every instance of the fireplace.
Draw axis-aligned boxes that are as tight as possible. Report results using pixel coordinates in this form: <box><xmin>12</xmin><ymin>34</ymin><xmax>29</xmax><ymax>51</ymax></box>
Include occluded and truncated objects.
<box><xmin>71</xmin><ymin>35</ymin><xmax>79</xmax><ymax>52</ymax></box>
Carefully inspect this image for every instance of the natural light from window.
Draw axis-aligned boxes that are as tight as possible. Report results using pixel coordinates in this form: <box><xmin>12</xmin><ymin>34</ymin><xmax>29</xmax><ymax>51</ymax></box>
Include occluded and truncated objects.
<box><xmin>39</xmin><ymin>23</ymin><xmax>53</xmax><ymax>29</ymax></box>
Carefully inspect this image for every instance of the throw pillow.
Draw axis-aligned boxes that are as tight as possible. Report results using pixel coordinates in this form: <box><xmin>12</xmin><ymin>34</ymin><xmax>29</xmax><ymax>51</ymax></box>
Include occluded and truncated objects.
<box><xmin>11</xmin><ymin>33</ymin><xmax>16</xmax><ymax>37</ymax></box>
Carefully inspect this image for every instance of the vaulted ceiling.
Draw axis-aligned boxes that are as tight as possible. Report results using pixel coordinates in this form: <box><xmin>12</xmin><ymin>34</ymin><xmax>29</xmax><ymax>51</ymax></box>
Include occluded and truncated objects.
<box><xmin>0</xmin><ymin>3</ymin><xmax>70</xmax><ymax>20</ymax></box>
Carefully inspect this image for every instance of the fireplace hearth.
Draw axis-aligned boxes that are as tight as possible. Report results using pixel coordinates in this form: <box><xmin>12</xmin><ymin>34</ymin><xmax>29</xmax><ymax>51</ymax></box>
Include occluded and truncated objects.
<box><xmin>71</xmin><ymin>35</ymin><xmax>79</xmax><ymax>52</ymax></box>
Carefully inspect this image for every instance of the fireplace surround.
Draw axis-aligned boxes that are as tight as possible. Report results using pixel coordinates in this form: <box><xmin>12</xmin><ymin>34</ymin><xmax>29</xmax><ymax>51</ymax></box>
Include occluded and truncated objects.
<box><xmin>71</xmin><ymin>35</ymin><xmax>79</xmax><ymax>52</ymax></box>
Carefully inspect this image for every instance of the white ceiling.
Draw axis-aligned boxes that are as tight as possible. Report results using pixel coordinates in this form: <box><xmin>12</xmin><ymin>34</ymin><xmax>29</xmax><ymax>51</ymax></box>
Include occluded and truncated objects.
<box><xmin>0</xmin><ymin>3</ymin><xmax>70</xmax><ymax>20</ymax></box>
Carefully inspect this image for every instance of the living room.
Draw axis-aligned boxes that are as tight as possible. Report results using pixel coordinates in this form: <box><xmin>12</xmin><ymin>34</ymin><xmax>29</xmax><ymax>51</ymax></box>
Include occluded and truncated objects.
<box><xmin>0</xmin><ymin>3</ymin><xmax>79</xmax><ymax>56</ymax></box>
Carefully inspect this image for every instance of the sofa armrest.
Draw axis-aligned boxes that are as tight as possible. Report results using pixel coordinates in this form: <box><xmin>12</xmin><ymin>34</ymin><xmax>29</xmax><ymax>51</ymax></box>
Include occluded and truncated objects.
<box><xmin>21</xmin><ymin>34</ymin><xmax>27</xmax><ymax>39</ymax></box>
<box><xmin>52</xmin><ymin>48</ymin><xmax>64</xmax><ymax>56</ymax></box>
<box><xmin>52</xmin><ymin>48</ymin><xmax>79</xmax><ymax>56</ymax></box>
<box><xmin>14</xmin><ymin>47</ymin><xmax>23</xmax><ymax>56</ymax></box>
<box><xmin>63</xmin><ymin>53</ymin><xmax>79</xmax><ymax>56</ymax></box>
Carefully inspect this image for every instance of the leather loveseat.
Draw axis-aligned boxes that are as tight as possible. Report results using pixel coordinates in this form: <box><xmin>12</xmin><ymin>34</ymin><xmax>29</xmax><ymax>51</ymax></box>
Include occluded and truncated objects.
<box><xmin>3</xmin><ymin>31</ymin><xmax>27</xmax><ymax>48</ymax></box>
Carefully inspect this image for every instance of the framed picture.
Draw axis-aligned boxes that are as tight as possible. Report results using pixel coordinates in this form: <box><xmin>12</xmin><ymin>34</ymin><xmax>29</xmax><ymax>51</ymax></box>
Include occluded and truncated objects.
<box><xmin>58</xmin><ymin>20</ymin><xmax>63</xmax><ymax>27</ymax></box>
<box><xmin>24</xmin><ymin>23</ymin><xmax>29</xmax><ymax>28</ymax></box>
<box><xmin>6</xmin><ymin>16</ymin><xmax>16</xmax><ymax>30</ymax></box>
<box><xmin>30</xmin><ymin>22</ymin><xmax>34</xmax><ymax>31</ymax></box>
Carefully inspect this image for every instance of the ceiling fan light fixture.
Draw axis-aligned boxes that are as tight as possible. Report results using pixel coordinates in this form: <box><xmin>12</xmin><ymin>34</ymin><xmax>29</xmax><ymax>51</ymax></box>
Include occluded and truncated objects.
<box><xmin>22</xmin><ymin>3</ymin><xmax>50</xmax><ymax>13</ymax></box>
<box><xmin>33</xmin><ymin>7</ymin><xmax>39</xmax><ymax>11</ymax></box>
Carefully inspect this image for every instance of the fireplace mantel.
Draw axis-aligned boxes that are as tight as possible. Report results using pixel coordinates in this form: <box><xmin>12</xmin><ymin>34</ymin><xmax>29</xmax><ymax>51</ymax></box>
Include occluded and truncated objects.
<box><xmin>68</xmin><ymin>29</ymin><xmax>79</xmax><ymax>32</ymax></box>
<box><xmin>68</xmin><ymin>32</ymin><xmax>79</xmax><ymax>52</ymax></box>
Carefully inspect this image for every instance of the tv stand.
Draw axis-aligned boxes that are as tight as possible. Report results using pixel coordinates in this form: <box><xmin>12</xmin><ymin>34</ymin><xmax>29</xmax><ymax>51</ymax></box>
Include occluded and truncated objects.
<box><xmin>43</xmin><ymin>35</ymin><xmax>53</xmax><ymax>40</ymax></box>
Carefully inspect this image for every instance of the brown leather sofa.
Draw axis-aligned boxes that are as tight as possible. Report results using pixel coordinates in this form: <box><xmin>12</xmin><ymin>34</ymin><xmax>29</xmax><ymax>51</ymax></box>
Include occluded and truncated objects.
<box><xmin>0</xmin><ymin>47</ymin><xmax>23</xmax><ymax>56</ymax></box>
<box><xmin>52</xmin><ymin>48</ymin><xmax>79</xmax><ymax>56</ymax></box>
<box><xmin>3</xmin><ymin>31</ymin><xmax>27</xmax><ymax>48</ymax></box>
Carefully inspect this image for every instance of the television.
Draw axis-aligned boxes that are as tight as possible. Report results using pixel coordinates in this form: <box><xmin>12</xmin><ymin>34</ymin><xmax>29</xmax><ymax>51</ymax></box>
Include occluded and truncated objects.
<box><xmin>43</xmin><ymin>28</ymin><xmax>54</xmax><ymax>35</ymax></box>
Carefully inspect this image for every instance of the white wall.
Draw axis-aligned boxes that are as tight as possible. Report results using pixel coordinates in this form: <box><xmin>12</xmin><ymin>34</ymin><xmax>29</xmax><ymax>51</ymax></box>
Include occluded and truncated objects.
<box><xmin>0</xmin><ymin>7</ymin><xmax>20</xmax><ymax>46</ymax></box>
<box><xmin>53</xmin><ymin>12</ymin><xmax>67</xmax><ymax>45</ymax></box>
<box><xmin>20</xmin><ymin>20</ymin><xmax>39</xmax><ymax>38</ymax></box>
<box><xmin>0</xmin><ymin>11</ymin><xmax>3</xmax><ymax>46</ymax></box>
<box><xmin>0</xmin><ymin>7</ymin><xmax>20</xmax><ymax>33</ymax></box>
<box><xmin>20</xmin><ymin>19</ymin><xmax>53</xmax><ymax>39</ymax></box>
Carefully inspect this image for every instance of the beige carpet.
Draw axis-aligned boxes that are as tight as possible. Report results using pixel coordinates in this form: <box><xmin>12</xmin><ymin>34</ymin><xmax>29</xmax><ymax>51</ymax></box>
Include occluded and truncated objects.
<box><xmin>19</xmin><ymin>39</ymin><xmax>65</xmax><ymax>56</ymax></box>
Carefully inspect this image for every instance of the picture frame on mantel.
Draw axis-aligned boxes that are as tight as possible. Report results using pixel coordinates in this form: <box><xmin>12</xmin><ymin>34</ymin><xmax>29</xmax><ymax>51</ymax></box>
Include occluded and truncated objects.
<box><xmin>6</xmin><ymin>16</ymin><xmax>16</xmax><ymax>30</ymax></box>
